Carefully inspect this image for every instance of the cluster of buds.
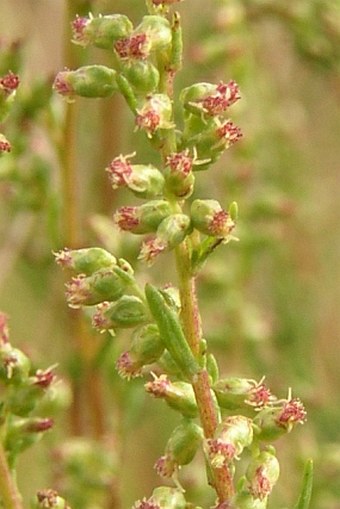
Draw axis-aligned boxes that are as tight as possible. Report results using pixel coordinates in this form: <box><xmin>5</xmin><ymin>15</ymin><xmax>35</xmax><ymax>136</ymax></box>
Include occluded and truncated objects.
<box><xmin>0</xmin><ymin>313</ymin><xmax>59</xmax><ymax>465</ymax></box>
<box><xmin>179</xmin><ymin>80</ymin><xmax>242</xmax><ymax>167</ymax></box>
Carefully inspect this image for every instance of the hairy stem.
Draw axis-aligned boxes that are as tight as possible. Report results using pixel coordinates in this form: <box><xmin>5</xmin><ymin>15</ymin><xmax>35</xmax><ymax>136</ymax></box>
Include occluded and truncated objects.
<box><xmin>0</xmin><ymin>443</ymin><xmax>24</xmax><ymax>509</ymax></box>
<box><xmin>175</xmin><ymin>241</ymin><xmax>235</xmax><ymax>502</ymax></box>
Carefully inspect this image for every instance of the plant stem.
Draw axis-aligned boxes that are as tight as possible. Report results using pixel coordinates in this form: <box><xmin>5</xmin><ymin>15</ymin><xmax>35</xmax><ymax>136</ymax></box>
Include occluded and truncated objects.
<box><xmin>0</xmin><ymin>443</ymin><xmax>24</xmax><ymax>509</ymax></box>
<box><xmin>174</xmin><ymin>241</ymin><xmax>235</xmax><ymax>502</ymax></box>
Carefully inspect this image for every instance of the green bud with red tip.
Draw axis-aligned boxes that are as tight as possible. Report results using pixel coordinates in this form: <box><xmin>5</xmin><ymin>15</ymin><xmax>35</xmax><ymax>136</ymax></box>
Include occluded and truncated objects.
<box><xmin>54</xmin><ymin>247</ymin><xmax>117</xmax><ymax>275</ymax></box>
<box><xmin>213</xmin><ymin>377</ymin><xmax>273</xmax><ymax>411</ymax></box>
<box><xmin>116</xmin><ymin>324</ymin><xmax>164</xmax><ymax>379</ymax></box>
<box><xmin>72</xmin><ymin>14</ymin><xmax>133</xmax><ymax>49</ymax></box>
<box><xmin>114</xmin><ymin>200</ymin><xmax>172</xmax><ymax>234</ymax></box>
<box><xmin>54</xmin><ymin>65</ymin><xmax>117</xmax><ymax>100</ymax></box>
<box><xmin>154</xmin><ymin>420</ymin><xmax>203</xmax><ymax>478</ymax></box>
<box><xmin>65</xmin><ymin>266</ymin><xmax>135</xmax><ymax>308</ymax></box>
<box><xmin>180</xmin><ymin>80</ymin><xmax>241</xmax><ymax>117</ymax></box>
<box><xmin>135</xmin><ymin>15</ymin><xmax>172</xmax><ymax>52</ymax></box>
<box><xmin>253</xmin><ymin>395</ymin><xmax>307</xmax><ymax>441</ymax></box>
<box><xmin>246</xmin><ymin>449</ymin><xmax>280</xmax><ymax>501</ymax></box>
<box><xmin>106</xmin><ymin>153</ymin><xmax>165</xmax><ymax>198</ymax></box>
<box><xmin>135</xmin><ymin>94</ymin><xmax>173</xmax><ymax>137</ymax></box>
<box><xmin>164</xmin><ymin>150</ymin><xmax>195</xmax><ymax>198</ymax></box>
<box><xmin>145</xmin><ymin>375</ymin><xmax>198</xmax><ymax>418</ymax></box>
<box><xmin>191</xmin><ymin>199</ymin><xmax>235</xmax><ymax>239</ymax></box>
<box><xmin>206</xmin><ymin>415</ymin><xmax>253</xmax><ymax>468</ymax></box>
<box><xmin>232</xmin><ymin>491</ymin><xmax>268</xmax><ymax>509</ymax></box>
<box><xmin>139</xmin><ymin>214</ymin><xmax>191</xmax><ymax>265</ymax></box>
<box><xmin>92</xmin><ymin>296</ymin><xmax>149</xmax><ymax>331</ymax></box>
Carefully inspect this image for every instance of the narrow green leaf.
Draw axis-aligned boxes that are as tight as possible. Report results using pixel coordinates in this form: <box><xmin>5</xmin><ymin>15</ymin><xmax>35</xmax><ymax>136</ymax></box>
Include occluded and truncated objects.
<box><xmin>294</xmin><ymin>459</ymin><xmax>313</xmax><ymax>509</ymax></box>
<box><xmin>145</xmin><ymin>283</ymin><xmax>200</xmax><ymax>380</ymax></box>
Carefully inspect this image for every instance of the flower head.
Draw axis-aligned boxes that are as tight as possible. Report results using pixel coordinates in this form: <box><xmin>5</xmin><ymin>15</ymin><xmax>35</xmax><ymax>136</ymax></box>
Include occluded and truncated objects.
<box><xmin>71</xmin><ymin>15</ymin><xmax>89</xmax><ymax>45</ymax></box>
<box><xmin>0</xmin><ymin>71</ymin><xmax>20</xmax><ymax>95</ymax></box>
<box><xmin>116</xmin><ymin>351</ymin><xmax>143</xmax><ymax>380</ymax></box>
<box><xmin>216</xmin><ymin>120</ymin><xmax>243</xmax><ymax>148</ymax></box>
<box><xmin>0</xmin><ymin>134</ymin><xmax>11</xmax><ymax>153</ymax></box>
<box><xmin>106</xmin><ymin>153</ymin><xmax>133</xmax><ymax>188</ymax></box>
<box><xmin>115</xmin><ymin>33</ymin><xmax>150</xmax><ymax>60</ymax></box>
<box><xmin>199</xmin><ymin>80</ymin><xmax>241</xmax><ymax>116</ymax></box>
<box><xmin>277</xmin><ymin>397</ymin><xmax>307</xmax><ymax>427</ymax></box>
<box><xmin>139</xmin><ymin>237</ymin><xmax>168</xmax><ymax>265</ymax></box>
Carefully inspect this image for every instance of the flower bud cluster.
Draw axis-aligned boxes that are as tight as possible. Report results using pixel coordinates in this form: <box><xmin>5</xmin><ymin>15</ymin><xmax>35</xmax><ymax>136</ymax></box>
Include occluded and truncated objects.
<box><xmin>53</xmin><ymin>5</ymin><xmax>309</xmax><ymax>509</ymax></box>
<box><xmin>0</xmin><ymin>312</ymin><xmax>59</xmax><ymax>464</ymax></box>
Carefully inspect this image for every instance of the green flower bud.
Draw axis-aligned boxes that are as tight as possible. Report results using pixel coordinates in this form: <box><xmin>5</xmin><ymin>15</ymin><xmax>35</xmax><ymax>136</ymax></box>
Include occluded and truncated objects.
<box><xmin>164</xmin><ymin>150</ymin><xmax>195</xmax><ymax>198</ymax></box>
<box><xmin>191</xmin><ymin>199</ymin><xmax>235</xmax><ymax>238</ymax></box>
<box><xmin>114</xmin><ymin>200</ymin><xmax>172</xmax><ymax>234</ymax></box>
<box><xmin>5</xmin><ymin>416</ymin><xmax>54</xmax><ymax>456</ymax></box>
<box><xmin>213</xmin><ymin>377</ymin><xmax>273</xmax><ymax>411</ymax></box>
<box><xmin>54</xmin><ymin>247</ymin><xmax>117</xmax><ymax>275</ymax></box>
<box><xmin>150</xmin><ymin>487</ymin><xmax>187</xmax><ymax>509</ymax></box>
<box><xmin>139</xmin><ymin>214</ymin><xmax>191</xmax><ymax>265</ymax></box>
<box><xmin>106</xmin><ymin>153</ymin><xmax>165</xmax><ymax>199</ymax></box>
<box><xmin>155</xmin><ymin>420</ymin><xmax>203</xmax><ymax>477</ymax></box>
<box><xmin>157</xmin><ymin>214</ymin><xmax>191</xmax><ymax>248</ymax></box>
<box><xmin>0</xmin><ymin>345</ymin><xmax>31</xmax><ymax>384</ymax></box>
<box><xmin>206</xmin><ymin>416</ymin><xmax>253</xmax><ymax>468</ymax></box>
<box><xmin>232</xmin><ymin>491</ymin><xmax>267</xmax><ymax>509</ymax></box>
<box><xmin>246</xmin><ymin>450</ymin><xmax>280</xmax><ymax>500</ymax></box>
<box><xmin>122</xmin><ymin>60</ymin><xmax>160</xmax><ymax>94</ymax></box>
<box><xmin>65</xmin><ymin>266</ymin><xmax>134</xmax><ymax>308</ymax></box>
<box><xmin>54</xmin><ymin>65</ymin><xmax>117</xmax><ymax>100</ymax></box>
<box><xmin>36</xmin><ymin>489</ymin><xmax>71</xmax><ymax>509</ymax></box>
<box><xmin>145</xmin><ymin>375</ymin><xmax>198</xmax><ymax>418</ymax></box>
<box><xmin>253</xmin><ymin>396</ymin><xmax>307</xmax><ymax>441</ymax></box>
<box><xmin>116</xmin><ymin>324</ymin><xmax>164</xmax><ymax>379</ymax></box>
<box><xmin>93</xmin><ymin>296</ymin><xmax>149</xmax><ymax>331</ymax></box>
<box><xmin>136</xmin><ymin>15</ymin><xmax>172</xmax><ymax>51</ymax></box>
<box><xmin>180</xmin><ymin>80</ymin><xmax>240</xmax><ymax>116</ymax></box>
<box><xmin>135</xmin><ymin>94</ymin><xmax>173</xmax><ymax>137</ymax></box>
<box><xmin>7</xmin><ymin>380</ymin><xmax>49</xmax><ymax>417</ymax></box>
<box><xmin>72</xmin><ymin>14</ymin><xmax>133</xmax><ymax>49</ymax></box>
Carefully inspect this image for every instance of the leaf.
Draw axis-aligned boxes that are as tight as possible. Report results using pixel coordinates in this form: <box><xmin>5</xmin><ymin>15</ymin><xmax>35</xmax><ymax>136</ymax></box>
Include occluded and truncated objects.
<box><xmin>294</xmin><ymin>459</ymin><xmax>313</xmax><ymax>509</ymax></box>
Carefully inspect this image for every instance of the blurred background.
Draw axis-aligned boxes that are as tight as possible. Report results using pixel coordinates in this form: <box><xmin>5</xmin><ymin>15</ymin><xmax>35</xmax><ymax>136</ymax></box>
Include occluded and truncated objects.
<box><xmin>1</xmin><ymin>0</ymin><xmax>340</xmax><ymax>508</ymax></box>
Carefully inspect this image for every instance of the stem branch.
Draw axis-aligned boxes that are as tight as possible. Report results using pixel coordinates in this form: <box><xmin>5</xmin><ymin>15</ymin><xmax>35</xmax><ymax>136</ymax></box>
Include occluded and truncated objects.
<box><xmin>0</xmin><ymin>443</ymin><xmax>24</xmax><ymax>509</ymax></box>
